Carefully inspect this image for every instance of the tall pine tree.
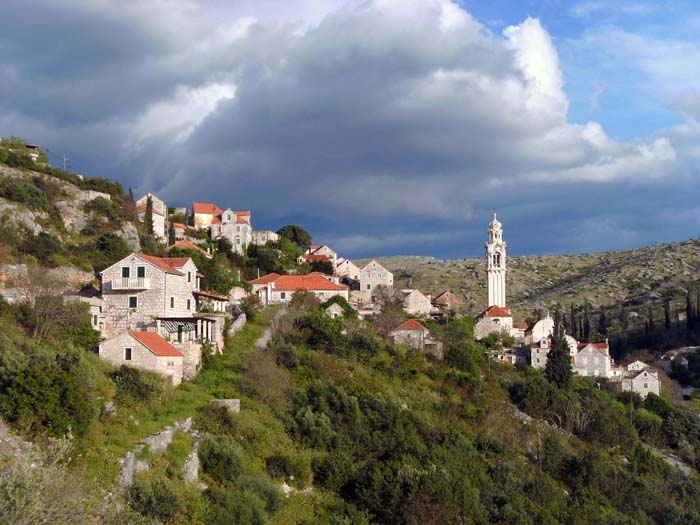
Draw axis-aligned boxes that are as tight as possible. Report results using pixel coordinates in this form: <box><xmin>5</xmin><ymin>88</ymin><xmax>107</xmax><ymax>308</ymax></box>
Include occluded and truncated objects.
<box><xmin>168</xmin><ymin>222</ymin><xmax>176</xmax><ymax>245</ymax></box>
<box><xmin>664</xmin><ymin>298</ymin><xmax>671</xmax><ymax>331</ymax></box>
<box><xmin>583</xmin><ymin>304</ymin><xmax>591</xmax><ymax>341</ymax></box>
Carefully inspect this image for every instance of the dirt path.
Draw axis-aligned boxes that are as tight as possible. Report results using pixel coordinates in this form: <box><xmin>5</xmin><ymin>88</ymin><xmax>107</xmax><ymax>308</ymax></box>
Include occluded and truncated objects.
<box><xmin>255</xmin><ymin>307</ymin><xmax>286</xmax><ymax>350</ymax></box>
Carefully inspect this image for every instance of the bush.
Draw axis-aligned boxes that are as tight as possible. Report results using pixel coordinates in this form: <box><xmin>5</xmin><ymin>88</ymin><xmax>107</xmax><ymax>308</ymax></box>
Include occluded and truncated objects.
<box><xmin>312</xmin><ymin>450</ymin><xmax>355</xmax><ymax>491</ymax></box>
<box><xmin>128</xmin><ymin>475</ymin><xmax>183</xmax><ymax>521</ymax></box>
<box><xmin>206</xmin><ymin>487</ymin><xmax>268</xmax><ymax>525</ymax></box>
<box><xmin>0</xmin><ymin>179</ymin><xmax>48</xmax><ymax>209</ymax></box>
<box><xmin>0</xmin><ymin>336</ymin><xmax>98</xmax><ymax>437</ymax></box>
<box><xmin>199</xmin><ymin>434</ymin><xmax>246</xmax><ymax>485</ymax></box>
<box><xmin>110</xmin><ymin>365</ymin><xmax>164</xmax><ymax>404</ymax></box>
<box><xmin>194</xmin><ymin>404</ymin><xmax>238</xmax><ymax>436</ymax></box>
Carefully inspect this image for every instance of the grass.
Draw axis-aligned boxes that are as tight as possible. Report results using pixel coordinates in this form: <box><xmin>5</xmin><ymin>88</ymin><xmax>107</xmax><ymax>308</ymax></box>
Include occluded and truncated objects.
<box><xmin>78</xmin><ymin>308</ymin><xmax>276</xmax><ymax>486</ymax></box>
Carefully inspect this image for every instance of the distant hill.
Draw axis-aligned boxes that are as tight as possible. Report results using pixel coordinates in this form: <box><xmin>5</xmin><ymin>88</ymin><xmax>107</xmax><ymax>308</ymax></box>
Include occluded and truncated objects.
<box><xmin>358</xmin><ymin>240</ymin><xmax>700</xmax><ymax>340</ymax></box>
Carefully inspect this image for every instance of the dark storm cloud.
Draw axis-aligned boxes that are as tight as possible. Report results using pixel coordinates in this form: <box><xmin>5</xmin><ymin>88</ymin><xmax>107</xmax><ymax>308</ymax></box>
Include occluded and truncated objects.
<box><xmin>0</xmin><ymin>0</ymin><xmax>696</xmax><ymax>258</ymax></box>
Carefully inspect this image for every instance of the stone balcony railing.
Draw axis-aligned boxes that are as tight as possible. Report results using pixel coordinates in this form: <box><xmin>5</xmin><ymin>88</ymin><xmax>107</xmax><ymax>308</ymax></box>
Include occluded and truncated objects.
<box><xmin>111</xmin><ymin>277</ymin><xmax>150</xmax><ymax>290</ymax></box>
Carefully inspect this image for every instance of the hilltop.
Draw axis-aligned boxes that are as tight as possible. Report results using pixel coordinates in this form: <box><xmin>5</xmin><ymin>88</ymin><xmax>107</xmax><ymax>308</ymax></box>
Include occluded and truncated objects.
<box><xmin>359</xmin><ymin>240</ymin><xmax>700</xmax><ymax>334</ymax></box>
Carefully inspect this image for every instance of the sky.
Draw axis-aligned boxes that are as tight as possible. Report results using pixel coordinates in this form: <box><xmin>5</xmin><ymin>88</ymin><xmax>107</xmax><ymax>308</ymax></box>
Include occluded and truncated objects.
<box><xmin>0</xmin><ymin>0</ymin><xmax>698</xmax><ymax>259</ymax></box>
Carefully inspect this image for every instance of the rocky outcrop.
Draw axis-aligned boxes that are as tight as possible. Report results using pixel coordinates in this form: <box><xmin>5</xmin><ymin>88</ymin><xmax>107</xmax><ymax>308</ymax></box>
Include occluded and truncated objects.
<box><xmin>0</xmin><ymin>201</ymin><xmax>47</xmax><ymax>235</ymax></box>
<box><xmin>117</xmin><ymin>221</ymin><xmax>141</xmax><ymax>251</ymax></box>
<box><xmin>119</xmin><ymin>417</ymin><xmax>199</xmax><ymax>489</ymax></box>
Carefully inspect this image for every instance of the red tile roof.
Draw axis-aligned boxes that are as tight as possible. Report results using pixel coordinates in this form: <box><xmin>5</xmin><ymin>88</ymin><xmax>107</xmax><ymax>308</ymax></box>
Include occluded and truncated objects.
<box><xmin>129</xmin><ymin>331</ymin><xmax>184</xmax><ymax>357</ymax></box>
<box><xmin>302</xmin><ymin>254</ymin><xmax>333</xmax><ymax>263</ymax></box>
<box><xmin>192</xmin><ymin>202</ymin><xmax>223</xmax><ymax>216</ymax></box>
<box><xmin>167</xmin><ymin>240</ymin><xmax>211</xmax><ymax>258</ymax></box>
<box><xmin>577</xmin><ymin>342</ymin><xmax>609</xmax><ymax>355</ymax></box>
<box><xmin>160</xmin><ymin>257</ymin><xmax>190</xmax><ymax>268</ymax></box>
<box><xmin>482</xmin><ymin>305</ymin><xmax>512</xmax><ymax>318</ymax></box>
<box><xmin>194</xmin><ymin>290</ymin><xmax>229</xmax><ymax>301</ymax></box>
<box><xmin>249</xmin><ymin>273</ymin><xmax>281</xmax><ymax>285</ymax></box>
<box><xmin>512</xmin><ymin>322</ymin><xmax>529</xmax><ymax>329</ymax></box>
<box><xmin>274</xmin><ymin>273</ymin><xmax>348</xmax><ymax>291</ymax></box>
<box><xmin>137</xmin><ymin>254</ymin><xmax>185</xmax><ymax>275</ymax></box>
<box><xmin>394</xmin><ymin>319</ymin><xmax>428</xmax><ymax>332</ymax></box>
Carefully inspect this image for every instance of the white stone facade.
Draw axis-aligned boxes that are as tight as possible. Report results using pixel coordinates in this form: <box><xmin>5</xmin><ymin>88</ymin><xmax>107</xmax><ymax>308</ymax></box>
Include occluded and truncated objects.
<box><xmin>252</xmin><ymin>230</ymin><xmax>279</xmax><ymax>245</ymax></box>
<box><xmin>210</xmin><ymin>209</ymin><xmax>252</xmax><ymax>254</ymax></box>
<box><xmin>100</xmin><ymin>253</ymin><xmax>200</xmax><ymax>335</ymax></box>
<box><xmin>485</xmin><ymin>213</ymin><xmax>507</xmax><ymax>308</ymax></box>
<box><xmin>402</xmin><ymin>289</ymin><xmax>433</xmax><ymax>316</ymax></box>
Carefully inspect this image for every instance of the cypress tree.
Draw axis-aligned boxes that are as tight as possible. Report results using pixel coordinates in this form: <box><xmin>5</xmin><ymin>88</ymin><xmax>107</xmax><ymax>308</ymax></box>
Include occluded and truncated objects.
<box><xmin>168</xmin><ymin>222</ymin><xmax>176</xmax><ymax>245</ymax></box>
<box><xmin>583</xmin><ymin>304</ymin><xmax>591</xmax><ymax>341</ymax></box>
<box><xmin>570</xmin><ymin>303</ymin><xmax>576</xmax><ymax>339</ymax></box>
<box><xmin>545</xmin><ymin>323</ymin><xmax>572</xmax><ymax>389</ymax></box>
<box><xmin>597</xmin><ymin>308</ymin><xmax>607</xmax><ymax>337</ymax></box>
<box><xmin>144</xmin><ymin>195</ymin><xmax>154</xmax><ymax>235</ymax></box>
<box><xmin>687</xmin><ymin>291</ymin><xmax>693</xmax><ymax>333</ymax></box>
<box><xmin>648</xmin><ymin>303</ymin><xmax>654</xmax><ymax>332</ymax></box>
<box><xmin>664</xmin><ymin>298</ymin><xmax>671</xmax><ymax>331</ymax></box>
<box><xmin>579</xmin><ymin>318</ymin><xmax>584</xmax><ymax>341</ymax></box>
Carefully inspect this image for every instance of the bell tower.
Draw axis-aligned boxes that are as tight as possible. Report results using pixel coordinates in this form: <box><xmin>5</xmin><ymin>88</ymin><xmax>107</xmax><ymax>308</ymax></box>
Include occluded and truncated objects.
<box><xmin>485</xmin><ymin>213</ymin><xmax>507</xmax><ymax>307</ymax></box>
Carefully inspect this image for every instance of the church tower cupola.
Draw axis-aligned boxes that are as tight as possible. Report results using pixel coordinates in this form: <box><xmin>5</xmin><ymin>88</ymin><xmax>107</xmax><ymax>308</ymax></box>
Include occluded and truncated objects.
<box><xmin>485</xmin><ymin>212</ymin><xmax>507</xmax><ymax>308</ymax></box>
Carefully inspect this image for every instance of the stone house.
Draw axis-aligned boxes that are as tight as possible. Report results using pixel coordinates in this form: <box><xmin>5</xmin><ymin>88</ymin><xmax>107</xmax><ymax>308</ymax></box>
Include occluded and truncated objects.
<box><xmin>167</xmin><ymin>239</ymin><xmax>212</xmax><ymax>259</ymax></box>
<box><xmin>250</xmin><ymin>272</ymin><xmax>349</xmax><ymax>305</ymax></box>
<box><xmin>98</xmin><ymin>330</ymin><xmax>184</xmax><ymax>386</ymax></box>
<box><xmin>136</xmin><ymin>193</ymin><xmax>167</xmax><ymax>216</ymax></box>
<box><xmin>194</xmin><ymin>290</ymin><xmax>229</xmax><ymax>313</ymax></box>
<box><xmin>210</xmin><ymin>209</ymin><xmax>253</xmax><ymax>254</ymax></box>
<box><xmin>528</xmin><ymin>334</ymin><xmax>577</xmax><ymax>368</ymax></box>
<box><xmin>349</xmin><ymin>260</ymin><xmax>394</xmax><ymax>303</ymax></box>
<box><xmin>573</xmin><ymin>341</ymin><xmax>614</xmax><ymax>378</ymax></box>
<box><xmin>252</xmin><ymin>230</ymin><xmax>280</xmax><ymax>245</ymax></box>
<box><xmin>402</xmin><ymin>289</ymin><xmax>433</xmax><ymax>316</ymax></box>
<box><xmin>191</xmin><ymin>202</ymin><xmax>223</xmax><ymax>230</ymax></box>
<box><xmin>336</xmin><ymin>259</ymin><xmax>361</xmax><ymax>281</ymax></box>
<box><xmin>326</xmin><ymin>303</ymin><xmax>346</xmax><ymax>319</ymax></box>
<box><xmin>166</xmin><ymin>221</ymin><xmax>190</xmax><ymax>240</ymax></box>
<box><xmin>526</xmin><ymin>314</ymin><xmax>554</xmax><ymax>344</ymax></box>
<box><xmin>474</xmin><ymin>305</ymin><xmax>514</xmax><ymax>340</ymax></box>
<box><xmin>298</xmin><ymin>253</ymin><xmax>333</xmax><ymax>267</ymax></box>
<box><xmin>432</xmin><ymin>291</ymin><xmax>460</xmax><ymax>313</ymax></box>
<box><xmin>101</xmin><ymin>253</ymin><xmax>201</xmax><ymax>334</ymax></box>
<box><xmin>390</xmin><ymin>319</ymin><xmax>443</xmax><ymax>359</ymax></box>
<box><xmin>306</xmin><ymin>245</ymin><xmax>338</xmax><ymax>265</ymax></box>
<box><xmin>137</xmin><ymin>203</ymin><xmax>167</xmax><ymax>242</ymax></box>
<box><xmin>622</xmin><ymin>368</ymin><xmax>660</xmax><ymax>399</ymax></box>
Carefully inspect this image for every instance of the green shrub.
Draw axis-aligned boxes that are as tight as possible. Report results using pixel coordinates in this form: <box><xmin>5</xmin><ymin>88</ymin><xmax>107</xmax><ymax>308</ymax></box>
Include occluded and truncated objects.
<box><xmin>0</xmin><ymin>179</ymin><xmax>48</xmax><ymax>209</ymax></box>
<box><xmin>312</xmin><ymin>450</ymin><xmax>355</xmax><ymax>491</ymax></box>
<box><xmin>194</xmin><ymin>404</ymin><xmax>238</xmax><ymax>435</ymax></box>
<box><xmin>128</xmin><ymin>475</ymin><xmax>183</xmax><ymax>521</ymax></box>
<box><xmin>0</xmin><ymin>335</ymin><xmax>98</xmax><ymax>437</ymax></box>
<box><xmin>199</xmin><ymin>434</ymin><xmax>246</xmax><ymax>485</ymax></box>
<box><xmin>205</xmin><ymin>487</ymin><xmax>268</xmax><ymax>525</ymax></box>
<box><xmin>110</xmin><ymin>365</ymin><xmax>164</xmax><ymax>404</ymax></box>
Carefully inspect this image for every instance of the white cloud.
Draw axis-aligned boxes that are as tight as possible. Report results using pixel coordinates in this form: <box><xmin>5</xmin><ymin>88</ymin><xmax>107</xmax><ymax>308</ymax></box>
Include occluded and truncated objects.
<box><xmin>130</xmin><ymin>82</ymin><xmax>235</xmax><ymax>149</ymax></box>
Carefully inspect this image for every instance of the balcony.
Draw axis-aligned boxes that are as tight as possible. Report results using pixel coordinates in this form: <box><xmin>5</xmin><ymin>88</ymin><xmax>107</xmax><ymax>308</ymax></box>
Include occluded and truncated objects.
<box><xmin>111</xmin><ymin>277</ymin><xmax>150</xmax><ymax>290</ymax></box>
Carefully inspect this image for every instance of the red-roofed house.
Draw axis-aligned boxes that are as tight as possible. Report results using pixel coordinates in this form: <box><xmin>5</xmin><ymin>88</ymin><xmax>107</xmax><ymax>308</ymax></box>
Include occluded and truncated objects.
<box><xmin>390</xmin><ymin>319</ymin><xmax>443</xmax><ymax>359</ymax></box>
<box><xmin>192</xmin><ymin>202</ymin><xmax>224</xmax><ymax>230</ymax></box>
<box><xmin>167</xmin><ymin>239</ymin><xmax>213</xmax><ymax>259</ymax></box>
<box><xmin>573</xmin><ymin>340</ymin><xmax>614</xmax><ymax>378</ymax></box>
<box><xmin>98</xmin><ymin>330</ymin><xmax>184</xmax><ymax>385</ymax></box>
<box><xmin>100</xmin><ymin>253</ymin><xmax>202</xmax><ymax>334</ymax></box>
<box><xmin>402</xmin><ymin>289</ymin><xmax>434</xmax><ymax>316</ymax></box>
<box><xmin>250</xmin><ymin>272</ymin><xmax>348</xmax><ymax>305</ymax></box>
<box><xmin>210</xmin><ymin>208</ymin><xmax>253</xmax><ymax>254</ymax></box>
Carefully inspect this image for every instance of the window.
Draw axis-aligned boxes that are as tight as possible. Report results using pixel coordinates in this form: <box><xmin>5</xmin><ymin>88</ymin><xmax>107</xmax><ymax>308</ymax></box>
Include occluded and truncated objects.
<box><xmin>237</xmin><ymin>238</ymin><xmax>241</xmax><ymax>244</ymax></box>
<box><xmin>643</xmin><ymin>383</ymin><xmax>648</xmax><ymax>389</ymax></box>
<box><xmin>128</xmin><ymin>296</ymin><xmax>138</xmax><ymax>309</ymax></box>
<box><xmin>137</xmin><ymin>266</ymin><xmax>145</xmax><ymax>278</ymax></box>
<box><xmin>187</xmin><ymin>271</ymin><xmax>191</xmax><ymax>283</ymax></box>
<box><xmin>167</xmin><ymin>361</ymin><xmax>175</xmax><ymax>368</ymax></box>
<box><xmin>280</xmin><ymin>292</ymin><xmax>286</xmax><ymax>299</ymax></box>
<box><xmin>367</xmin><ymin>284</ymin><xmax>371</xmax><ymax>290</ymax></box>
<box><xmin>170</xmin><ymin>297</ymin><xmax>175</xmax><ymax>308</ymax></box>
<box><xmin>121</xmin><ymin>267</ymin><xmax>130</xmax><ymax>278</ymax></box>
<box><xmin>92</xmin><ymin>314</ymin><xmax>98</xmax><ymax>326</ymax></box>
<box><xmin>186</xmin><ymin>299</ymin><xmax>191</xmax><ymax>310</ymax></box>
<box><xmin>124</xmin><ymin>348</ymin><xmax>132</xmax><ymax>361</ymax></box>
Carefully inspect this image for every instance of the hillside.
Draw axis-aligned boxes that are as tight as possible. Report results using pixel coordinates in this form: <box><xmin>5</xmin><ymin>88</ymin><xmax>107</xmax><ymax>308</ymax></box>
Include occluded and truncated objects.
<box><xmin>359</xmin><ymin>240</ymin><xmax>700</xmax><ymax>333</ymax></box>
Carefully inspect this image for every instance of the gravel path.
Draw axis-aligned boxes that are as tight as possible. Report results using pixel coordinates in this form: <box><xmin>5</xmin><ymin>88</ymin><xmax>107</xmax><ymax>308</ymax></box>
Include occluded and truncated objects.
<box><xmin>255</xmin><ymin>308</ymin><xmax>286</xmax><ymax>350</ymax></box>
